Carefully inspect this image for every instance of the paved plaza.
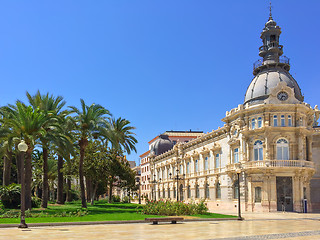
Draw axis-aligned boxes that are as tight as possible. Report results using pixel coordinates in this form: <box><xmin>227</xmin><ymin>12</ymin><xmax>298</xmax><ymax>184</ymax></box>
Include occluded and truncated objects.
<box><xmin>1</xmin><ymin>212</ymin><xmax>320</xmax><ymax>240</ymax></box>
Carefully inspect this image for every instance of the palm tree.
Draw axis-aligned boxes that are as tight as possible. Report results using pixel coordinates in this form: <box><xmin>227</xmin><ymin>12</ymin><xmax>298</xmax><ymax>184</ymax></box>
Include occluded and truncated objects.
<box><xmin>26</xmin><ymin>91</ymin><xmax>66</xmax><ymax>208</ymax></box>
<box><xmin>106</xmin><ymin>117</ymin><xmax>137</xmax><ymax>203</ymax></box>
<box><xmin>0</xmin><ymin>102</ymin><xmax>57</xmax><ymax>209</ymax></box>
<box><xmin>69</xmin><ymin>99</ymin><xmax>111</xmax><ymax>208</ymax></box>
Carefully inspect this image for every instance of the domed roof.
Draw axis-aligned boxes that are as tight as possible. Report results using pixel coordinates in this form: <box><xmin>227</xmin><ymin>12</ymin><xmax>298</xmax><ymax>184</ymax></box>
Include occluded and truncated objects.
<box><xmin>244</xmin><ymin>67</ymin><xmax>303</xmax><ymax>104</ymax></box>
<box><xmin>151</xmin><ymin>135</ymin><xmax>173</xmax><ymax>156</ymax></box>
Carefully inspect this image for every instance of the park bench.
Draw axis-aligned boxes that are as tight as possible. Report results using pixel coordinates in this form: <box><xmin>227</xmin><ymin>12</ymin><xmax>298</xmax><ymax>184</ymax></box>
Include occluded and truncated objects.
<box><xmin>145</xmin><ymin>217</ymin><xmax>184</xmax><ymax>225</ymax></box>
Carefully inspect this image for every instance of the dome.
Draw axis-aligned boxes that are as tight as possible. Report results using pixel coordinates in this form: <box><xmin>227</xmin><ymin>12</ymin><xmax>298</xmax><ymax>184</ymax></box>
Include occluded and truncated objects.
<box><xmin>150</xmin><ymin>135</ymin><xmax>173</xmax><ymax>156</ymax></box>
<box><xmin>244</xmin><ymin>67</ymin><xmax>303</xmax><ymax>104</ymax></box>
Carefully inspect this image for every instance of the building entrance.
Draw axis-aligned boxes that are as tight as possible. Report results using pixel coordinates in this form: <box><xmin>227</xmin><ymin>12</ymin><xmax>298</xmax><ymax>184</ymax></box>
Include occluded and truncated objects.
<box><xmin>276</xmin><ymin>177</ymin><xmax>293</xmax><ymax>212</ymax></box>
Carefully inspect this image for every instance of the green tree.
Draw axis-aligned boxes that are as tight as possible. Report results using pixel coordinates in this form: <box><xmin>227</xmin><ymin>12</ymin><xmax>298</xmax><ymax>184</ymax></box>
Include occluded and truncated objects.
<box><xmin>69</xmin><ymin>99</ymin><xmax>111</xmax><ymax>208</ymax></box>
<box><xmin>26</xmin><ymin>91</ymin><xmax>66</xmax><ymax>208</ymax></box>
<box><xmin>0</xmin><ymin>102</ymin><xmax>57</xmax><ymax>209</ymax></box>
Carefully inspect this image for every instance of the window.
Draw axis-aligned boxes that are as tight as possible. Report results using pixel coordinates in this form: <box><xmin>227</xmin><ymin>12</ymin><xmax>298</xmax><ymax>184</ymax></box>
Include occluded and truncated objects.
<box><xmin>205</xmin><ymin>183</ymin><xmax>210</xmax><ymax>199</ymax></box>
<box><xmin>215</xmin><ymin>154</ymin><xmax>220</xmax><ymax>168</ymax></box>
<box><xmin>233</xmin><ymin>180</ymin><xmax>239</xmax><ymax>199</ymax></box>
<box><xmin>173</xmin><ymin>187</ymin><xmax>176</xmax><ymax>198</ymax></box>
<box><xmin>234</xmin><ymin>148</ymin><xmax>239</xmax><ymax>163</ymax></box>
<box><xmin>163</xmin><ymin>188</ymin><xmax>165</xmax><ymax>198</ymax></box>
<box><xmin>254</xmin><ymin>140</ymin><xmax>263</xmax><ymax>161</ymax></box>
<box><xmin>273</xmin><ymin>115</ymin><xmax>278</xmax><ymax>127</ymax></box>
<box><xmin>173</xmin><ymin>167</ymin><xmax>175</xmax><ymax>176</ymax></box>
<box><xmin>195</xmin><ymin>159</ymin><xmax>199</xmax><ymax>172</ymax></box>
<box><xmin>195</xmin><ymin>184</ymin><xmax>199</xmax><ymax>198</ymax></box>
<box><xmin>216</xmin><ymin>182</ymin><xmax>221</xmax><ymax>199</ymax></box>
<box><xmin>187</xmin><ymin>162</ymin><xmax>190</xmax><ymax>174</ymax></box>
<box><xmin>187</xmin><ymin>185</ymin><xmax>191</xmax><ymax>198</ymax></box>
<box><xmin>168</xmin><ymin>188</ymin><xmax>170</xmax><ymax>198</ymax></box>
<box><xmin>255</xmin><ymin>187</ymin><xmax>262</xmax><ymax>203</ymax></box>
<box><xmin>204</xmin><ymin>157</ymin><xmax>209</xmax><ymax>170</ymax></box>
<box><xmin>281</xmin><ymin>115</ymin><xmax>285</xmax><ymax>127</ymax></box>
<box><xmin>277</xmin><ymin>139</ymin><xmax>289</xmax><ymax>160</ymax></box>
<box><xmin>173</xmin><ymin>140</ymin><xmax>177</xmax><ymax>145</ymax></box>
<box><xmin>251</xmin><ymin>118</ymin><xmax>256</xmax><ymax>129</ymax></box>
<box><xmin>258</xmin><ymin>117</ymin><xmax>262</xmax><ymax>128</ymax></box>
<box><xmin>180</xmin><ymin>165</ymin><xmax>183</xmax><ymax>174</ymax></box>
<box><xmin>288</xmin><ymin>115</ymin><xmax>292</xmax><ymax>127</ymax></box>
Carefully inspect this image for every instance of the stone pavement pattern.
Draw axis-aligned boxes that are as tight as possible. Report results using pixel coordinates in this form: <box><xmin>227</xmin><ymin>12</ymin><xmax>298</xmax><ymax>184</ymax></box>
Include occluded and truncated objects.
<box><xmin>1</xmin><ymin>212</ymin><xmax>320</xmax><ymax>240</ymax></box>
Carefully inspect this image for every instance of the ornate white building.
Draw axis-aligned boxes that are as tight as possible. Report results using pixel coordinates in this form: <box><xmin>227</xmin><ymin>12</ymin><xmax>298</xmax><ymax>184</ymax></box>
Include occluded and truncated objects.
<box><xmin>146</xmin><ymin>13</ymin><xmax>320</xmax><ymax>212</ymax></box>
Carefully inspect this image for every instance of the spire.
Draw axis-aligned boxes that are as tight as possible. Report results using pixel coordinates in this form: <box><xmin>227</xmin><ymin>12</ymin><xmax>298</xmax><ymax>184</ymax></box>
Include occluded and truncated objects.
<box><xmin>269</xmin><ymin>1</ymin><xmax>273</xmax><ymax>20</ymax></box>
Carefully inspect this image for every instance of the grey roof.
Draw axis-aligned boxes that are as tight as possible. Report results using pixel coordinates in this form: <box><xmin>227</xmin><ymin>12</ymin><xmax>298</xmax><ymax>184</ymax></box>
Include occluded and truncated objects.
<box><xmin>244</xmin><ymin>66</ymin><xmax>303</xmax><ymax>104</ymax></box>
<box><xmin>151</xmin><ymin>135</ymin><xmax>174</xmax><ymax>156</ymax></box>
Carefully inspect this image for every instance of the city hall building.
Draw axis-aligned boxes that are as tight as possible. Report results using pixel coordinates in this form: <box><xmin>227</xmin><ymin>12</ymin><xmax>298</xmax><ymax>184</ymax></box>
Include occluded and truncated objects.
<box><xmin>141</xmin><ymin>13</ymin><xmax>320</xmax><ymax>212</ymax></box>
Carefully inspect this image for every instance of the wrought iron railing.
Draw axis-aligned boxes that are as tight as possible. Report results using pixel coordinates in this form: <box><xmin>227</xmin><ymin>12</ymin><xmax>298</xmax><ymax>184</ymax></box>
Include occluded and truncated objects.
<box><xmin>253</xmin><ymin>56</ymin><xmax>290</xmax><ymax>71</ymax></box>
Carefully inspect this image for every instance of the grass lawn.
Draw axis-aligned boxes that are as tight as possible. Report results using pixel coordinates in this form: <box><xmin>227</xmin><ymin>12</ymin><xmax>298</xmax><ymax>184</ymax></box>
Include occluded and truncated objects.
<box><xmin>0</xmin><ymin>200</ymin><xmax>236</xmax><ymax>224</ymax></box>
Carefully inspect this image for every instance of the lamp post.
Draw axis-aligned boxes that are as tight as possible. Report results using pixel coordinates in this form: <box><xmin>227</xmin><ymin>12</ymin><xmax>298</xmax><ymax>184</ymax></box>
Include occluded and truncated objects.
<box><xmin>236</xmin><ymin>168</ymin><xmax>243</xmax><ymax>221</ymax></box>
<box><xmin>169</xmin><ymin>169</ymin><xmax>185</xmax><ymax>202</ymax></box>
<box><xmin>136</xmin><ymin>177</ymin><xmax>141</xmax><ymax>204</ymax></box>
<box><xmin>18</xmin><ymin>140</ymin><xmax>28</xmax><ymax>228</ymax></box>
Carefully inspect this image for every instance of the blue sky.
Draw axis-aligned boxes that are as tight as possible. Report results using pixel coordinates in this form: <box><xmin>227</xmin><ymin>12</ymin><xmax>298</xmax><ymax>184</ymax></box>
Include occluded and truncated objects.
<box><xmin>0</xmin><ymin>1</ymin><xmax>319</xmax><ymax>164</ymax></box>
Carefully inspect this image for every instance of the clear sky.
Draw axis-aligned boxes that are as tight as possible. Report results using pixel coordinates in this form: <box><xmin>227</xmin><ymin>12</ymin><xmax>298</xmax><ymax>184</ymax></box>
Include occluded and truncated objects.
<box><xmin>0</xmin><ymin>1</ymin><xmax>319</xmax><ymax>165</ymax></box>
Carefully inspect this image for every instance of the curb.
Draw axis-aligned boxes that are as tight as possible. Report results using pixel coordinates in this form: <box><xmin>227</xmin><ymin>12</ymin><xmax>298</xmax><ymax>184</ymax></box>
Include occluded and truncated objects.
<box><xmin>0</xmin><ymin>218</ymin><xmax>240</xmax><ymax>228</ymax></box>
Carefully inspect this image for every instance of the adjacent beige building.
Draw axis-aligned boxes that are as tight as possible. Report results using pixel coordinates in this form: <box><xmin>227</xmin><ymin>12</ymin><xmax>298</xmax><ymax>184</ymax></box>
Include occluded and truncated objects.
<box><xmin>143</xmin><ymin>14</ymin><xmax>320</xmax><ymax>213</ymax></box>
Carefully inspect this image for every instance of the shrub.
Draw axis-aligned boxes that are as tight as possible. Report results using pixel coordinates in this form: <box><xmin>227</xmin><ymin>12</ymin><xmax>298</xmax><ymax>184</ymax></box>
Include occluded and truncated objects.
<box><xmin>69</xmin><ymin>189</ymin><xmax>80</xmax><ymax>201</ymax></box>
<box><xmin>0</xmin><ymin>184</ymin><xmax>21</xmax><ymax>209</ymax></box>
<box><xmin>141</xmin><ymin>199</ymin><xmax>208</xmax><ymax>216</ymax></box>
<box><xmin>112</xmin><ymin>195</ymin><xmax>120</xmax><ymax>203</ymax></box>
<box><xmin>122</xmin><ymin>196</ymin><xmax>130</xmax><ymax>203</ymax></box>
<box><xmin>31</xmin><ymin>196</ymin><xmax>41</xmax><ymax>208</ymax></box>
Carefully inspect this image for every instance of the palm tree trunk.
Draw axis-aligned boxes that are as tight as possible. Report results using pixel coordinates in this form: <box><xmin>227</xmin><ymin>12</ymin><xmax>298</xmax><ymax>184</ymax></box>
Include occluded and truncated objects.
<box><xmin>108</xmin><ymin>181</ymin><xmax>113</xmax><ymax>203</ymax></box>
<box><xmin>57</xmin><ymin>155</ymin><xmax>64</xmax><ymax>204</ymax></box>
<box><xmin>79</xmin><ymin>139</ymin><xmax>87</xmax><ymax>208</ymax></box>
<box><xmin>86</xmin><ymin>177</ymin><xmax>91</xmax><ymax>202</ymax></box>
<box><xmin>25</xmin><ymin>148</ymin><xmax>33</xmax><ymax>210</ymax></box>
<box><xmin>3</xmin><ymin>154</ymin><xmax>12</xmax><ymax>186</ymax></box>
<box><xmin>41</xmin><ymin>146</ymin><xmax>49</xmax><ymax>208</ymax></box>
<box><xmin>66</xmin><ymin>177</ymin><xmax>72</xmax><ymax>202</ymax></box>
<box><xmin>91</xmin><ymin>182</ymin><xmax>98</xmax><ymax>205</ymax></box>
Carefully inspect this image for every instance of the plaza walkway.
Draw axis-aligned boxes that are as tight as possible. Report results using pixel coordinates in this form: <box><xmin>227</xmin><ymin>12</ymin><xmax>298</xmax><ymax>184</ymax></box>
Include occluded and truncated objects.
<box><xmin>1</xmin><ymin>212</ymin><xmax>320</xmax><ymax>240</ymax></box>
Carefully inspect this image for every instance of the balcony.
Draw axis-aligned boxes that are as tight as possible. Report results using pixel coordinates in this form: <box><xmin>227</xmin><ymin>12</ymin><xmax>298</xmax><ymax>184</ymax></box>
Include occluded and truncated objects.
<box><xmin>245</xmin><ymin>160</ymin><xmax>314</xmax><ymax>169</ymax></box>
<box><xmin>253</xmin><ymin>56</ymin><xmax>290</xmax><ymax>71</ymax></box>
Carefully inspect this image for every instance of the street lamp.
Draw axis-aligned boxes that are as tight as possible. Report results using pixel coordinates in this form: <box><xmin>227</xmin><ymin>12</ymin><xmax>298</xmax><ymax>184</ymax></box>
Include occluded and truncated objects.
<box><xmin>136</xmin><ymin>177</ymin><xmax>141</xmax><ymax>204</ymax></box>
<box><xmin>18</xmin><ymin>140</ymin><xmax>28</xmax><ymax>228</ymax></box>
<box><xmin>169</xmin><ymin>169</ymin><xmax>185</xmax><ymax>202</ymax></box>
<box><xmin>236</xmin><ymin>168</ymin><xmax>243</xmax><ymax>221</ymax></box>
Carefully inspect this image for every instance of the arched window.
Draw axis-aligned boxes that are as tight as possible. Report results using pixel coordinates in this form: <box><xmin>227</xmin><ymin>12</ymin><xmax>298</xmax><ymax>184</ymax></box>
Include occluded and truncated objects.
<box><xmin>281</xmin><ymin>115</ymin><xmax>285</xmax><ymax>127</ymax></box>
<box><xmin>204</xmin><ymin>157</ymin><xmax>209</xmax><ymax>170</ymax></box>
<box><xmin>187</xmin><ymin>185</ymin><xmax>191</xmax><ymax>198</ymax></box>
<box><xmin>251</xmin><ymin>118</ymin><xmax>256</xmax><ymax>129</ymax></box>
<box><xmin>233</xmin><ymin>180</ymin><xmax>239</xmax><ymax>199</ymax></box>
<box><xmin>255</xmin><ymin>187</ymin><xmax>261</xmax><ymax>202</ymax></box>
<box><xmin>254</xmin><ymin>140</ymin><xmax>263</xmax><ymax>161</ymax></box>
<box><xmin>277</xmin><ymin>139</ymin><xmax>289</xmax><ymax>160</ymax></box>
<box><xmin>234</xmin><ymin>148</ymin><xmax>239</xmax><ymax>163</ymax></box>
<box><xmin>273</xmin><ymin>115</ymin><xmax>278</xmax><ymax>127</ymax></box>
<box><xmin>216</xmin><ymin>182</ymin><xmax>221</xmax><ymax>199</ymax></box>
<box><xmin>195</xmin><ymin>184</ymin><xmax>199</xmax><ymax>198</ymax></box>
<box><xmin>288</xmin><ymin>115</ymin><xmax>292</xmax><ymax>127</ymax></box>
<box><xmin>215</xmin><ymin>154</ymin><xmax>220</xmax><ymax>168</ymax></box>
<box><xmin>187</xmin><ymin>162</ymin><xmax>190</xmax><ymax>174</ymax></box>
<box><xmin>195</xmin><ymin>159</ymin><xmax>199</xmax><ymax>172</ymax></box>
<box><xmin>258</xmin><ymin>117</ymin><xmax>262</xmax><ymax>128</ymax></box>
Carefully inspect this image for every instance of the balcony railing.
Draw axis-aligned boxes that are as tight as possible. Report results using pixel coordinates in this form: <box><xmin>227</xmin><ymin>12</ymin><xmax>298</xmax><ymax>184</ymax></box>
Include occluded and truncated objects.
<box><xmin>259</xmin><ymin>42</ymin><xmax>283</xmax><ymax>52</ymax></box>
<box><xmin>244</xmin><ymin>160</ymin><xmax>314</xmax><ymax>169</ymax></box>
<box><xmin>253</xmin><ymin>56</ymin><xmax>290</xmax><ymax>71</ymax></box>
